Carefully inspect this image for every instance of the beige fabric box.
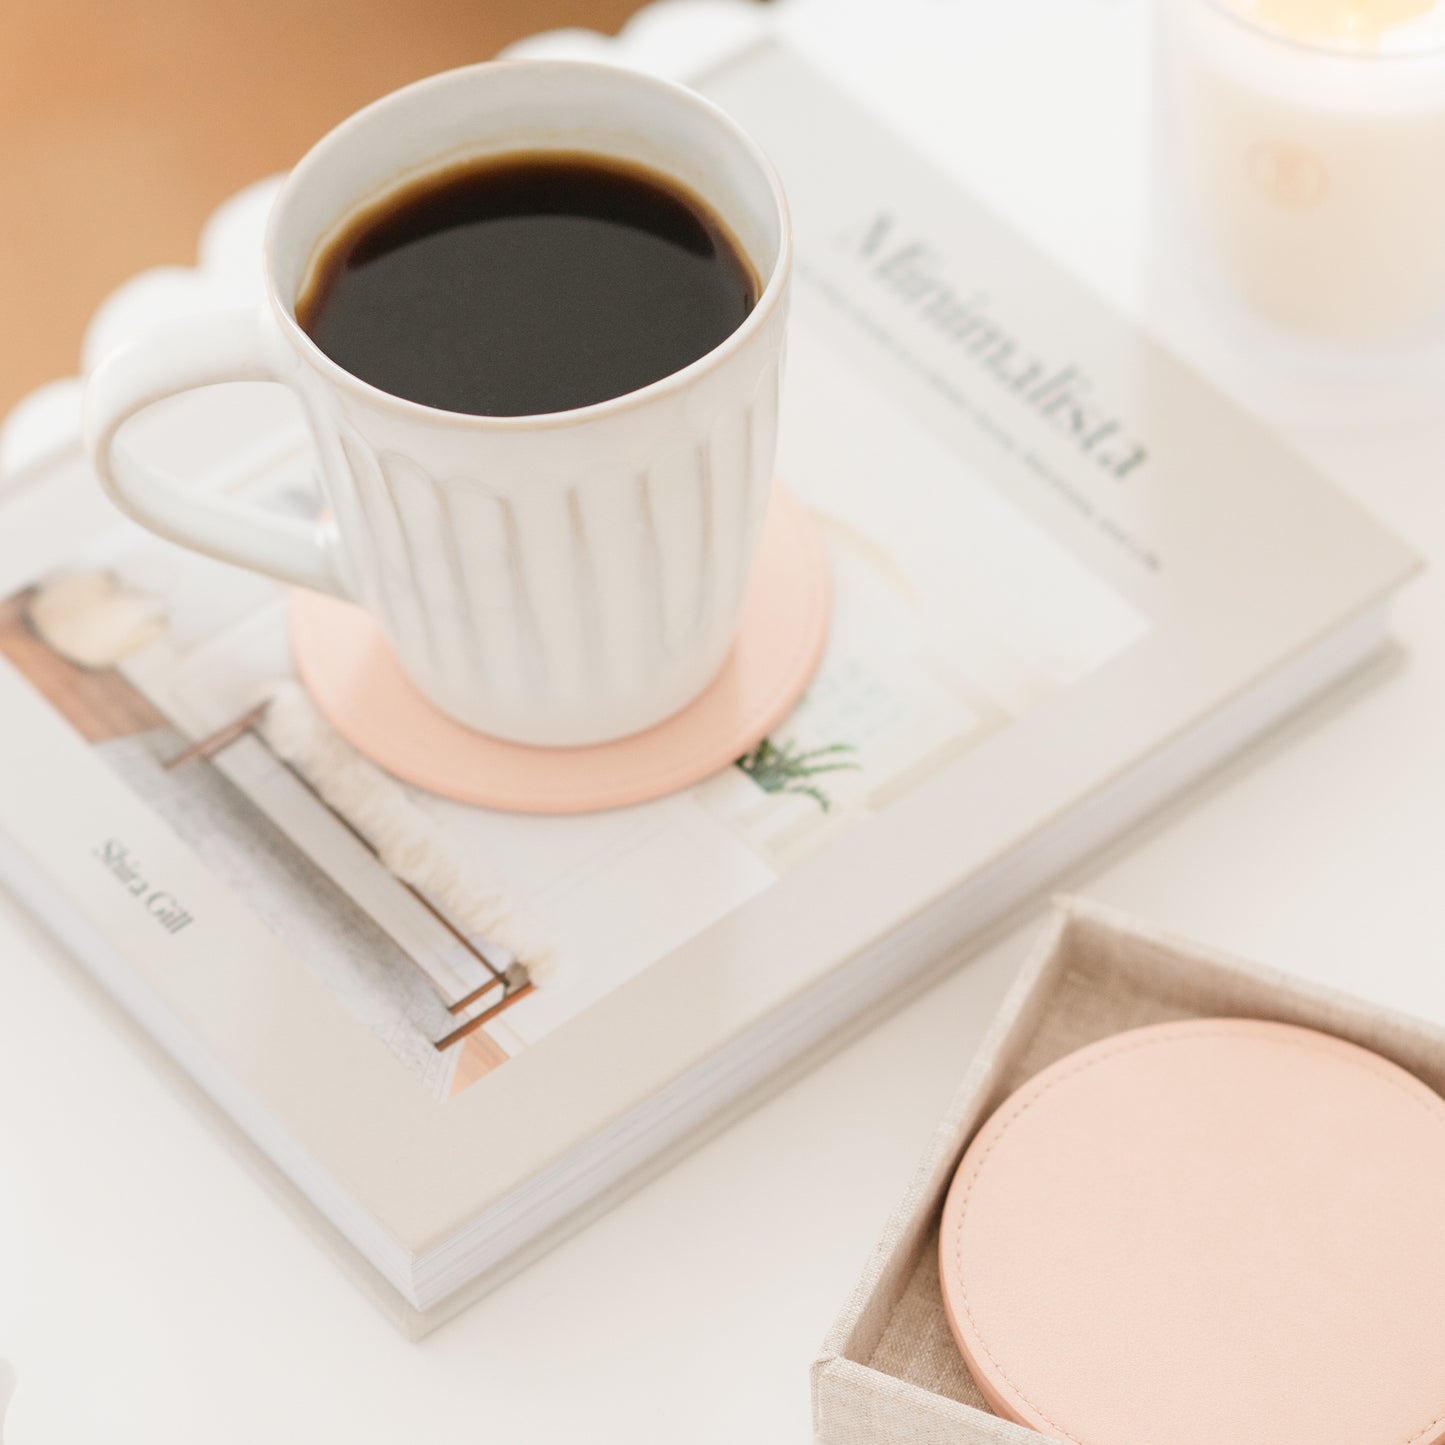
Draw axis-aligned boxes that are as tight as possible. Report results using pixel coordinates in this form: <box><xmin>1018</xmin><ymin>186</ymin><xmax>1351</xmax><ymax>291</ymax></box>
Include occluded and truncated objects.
<box><xmin>811</xmin><ymin>896</ymin><xmax>1445</xmax><ymax>1444</ymax></box>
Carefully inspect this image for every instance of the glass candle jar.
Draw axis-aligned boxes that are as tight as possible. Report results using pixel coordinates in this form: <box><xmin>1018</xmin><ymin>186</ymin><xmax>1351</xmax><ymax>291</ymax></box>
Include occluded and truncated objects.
<box><xmin>1160</xmin><ymin>0</ymin><xmax>1445</xmax><ymax>346</ymax></box>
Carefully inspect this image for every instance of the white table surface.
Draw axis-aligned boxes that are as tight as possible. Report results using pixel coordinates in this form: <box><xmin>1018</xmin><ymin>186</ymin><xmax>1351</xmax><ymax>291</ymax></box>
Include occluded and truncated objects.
<box><xmin>4</xmin><ymin>0</ymin><xmax>1445</xmax><ymax>1439</ymax></box>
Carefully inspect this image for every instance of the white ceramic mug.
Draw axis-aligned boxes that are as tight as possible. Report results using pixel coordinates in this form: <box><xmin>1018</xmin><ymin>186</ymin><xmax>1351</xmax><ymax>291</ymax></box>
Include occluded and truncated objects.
<box><xmin>84</xmin><ymin>60</ymin><xmax>791</xmax><ymax>746</ymax></box>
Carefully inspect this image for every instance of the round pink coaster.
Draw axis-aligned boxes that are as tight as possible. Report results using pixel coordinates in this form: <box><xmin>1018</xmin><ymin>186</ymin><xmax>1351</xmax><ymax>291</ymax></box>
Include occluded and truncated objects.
<box><xmin>290</xmin><ymin>484</ymin><xmax>829</xmax><ymax>813</ymax></box>
<box><xmin>940</xmin><ymin>1018</ymin><xmax>1445</xmax><ymax>1445</ymax></box>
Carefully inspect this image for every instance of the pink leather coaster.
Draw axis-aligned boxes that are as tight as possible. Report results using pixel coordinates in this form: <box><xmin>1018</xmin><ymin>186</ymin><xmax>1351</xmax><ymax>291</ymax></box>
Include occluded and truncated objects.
<box><xmin>939</xmin><ymin>1018</ymin><xmax>1445</xmax><ymax>1445</ymax></box>
<box><xmin>290</xmin><ymin>485</ymin><xmax>829</xmax><ymax>813</ymax></box>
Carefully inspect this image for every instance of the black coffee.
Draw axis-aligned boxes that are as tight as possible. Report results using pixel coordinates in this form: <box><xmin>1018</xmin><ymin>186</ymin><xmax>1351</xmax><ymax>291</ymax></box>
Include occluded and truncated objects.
<box><xmin>296</xmin><ymin>151</ymin><xmax>759</xmax><ymax>417</ymax></box>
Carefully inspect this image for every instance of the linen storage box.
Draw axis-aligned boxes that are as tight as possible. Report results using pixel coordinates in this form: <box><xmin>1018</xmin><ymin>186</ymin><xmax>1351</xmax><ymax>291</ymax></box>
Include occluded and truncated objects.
<box><xmin>811</xmin><ymin>896</ymin><xmax>1445</xmax><ymax>1444</ymax></box>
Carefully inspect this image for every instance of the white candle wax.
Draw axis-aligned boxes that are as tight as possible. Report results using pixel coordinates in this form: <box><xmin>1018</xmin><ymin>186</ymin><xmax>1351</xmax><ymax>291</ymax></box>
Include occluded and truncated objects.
<box><xmin>1163</xmin><ymin>0</ymin><xmax>1445</xmax><ymax>342</ymax></box>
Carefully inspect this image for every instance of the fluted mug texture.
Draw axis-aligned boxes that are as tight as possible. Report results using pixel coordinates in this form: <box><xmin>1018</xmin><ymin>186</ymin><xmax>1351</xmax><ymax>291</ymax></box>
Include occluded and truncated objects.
<box><xmin>84</xmin><ymin>60</ymin><xmax>792</xmax><ymax>746</ymax></box>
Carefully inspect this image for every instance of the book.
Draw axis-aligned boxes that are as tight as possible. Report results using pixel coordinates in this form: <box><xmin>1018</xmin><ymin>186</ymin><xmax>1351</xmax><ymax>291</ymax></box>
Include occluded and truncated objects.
<box><xmin>0</xmin><ymin>35</ymin><xmax>1416</xmax><ymax>1335</ymax></box>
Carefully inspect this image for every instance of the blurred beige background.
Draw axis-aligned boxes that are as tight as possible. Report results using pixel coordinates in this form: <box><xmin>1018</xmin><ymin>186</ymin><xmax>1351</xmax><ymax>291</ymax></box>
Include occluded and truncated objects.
<box><xmin>0</xmin><ymin>0</ymin><xmax>653</xmax><ymax>418</ymax></box>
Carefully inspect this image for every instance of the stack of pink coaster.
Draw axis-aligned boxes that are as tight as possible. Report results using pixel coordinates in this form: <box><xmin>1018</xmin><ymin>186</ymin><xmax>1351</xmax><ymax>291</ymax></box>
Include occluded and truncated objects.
<box><xmin>940</xmin><ymin>1018</ymin><xmax>1445</xmax><ymax>1445</ymax></box>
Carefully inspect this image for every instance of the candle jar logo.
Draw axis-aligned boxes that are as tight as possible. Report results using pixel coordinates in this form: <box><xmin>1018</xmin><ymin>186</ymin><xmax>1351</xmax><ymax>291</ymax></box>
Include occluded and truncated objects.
<box><xmin>1245</xmin><ymin>139</ymin><xmax>1331</xmax><ymax>210</ymax></box>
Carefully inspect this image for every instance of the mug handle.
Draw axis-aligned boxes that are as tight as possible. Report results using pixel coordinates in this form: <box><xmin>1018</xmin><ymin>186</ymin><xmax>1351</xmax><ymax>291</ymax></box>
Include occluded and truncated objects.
<box><xmin>83</xmin><ymin>305</ymin><xmax>350</xmax><ymax>598</ymax></box>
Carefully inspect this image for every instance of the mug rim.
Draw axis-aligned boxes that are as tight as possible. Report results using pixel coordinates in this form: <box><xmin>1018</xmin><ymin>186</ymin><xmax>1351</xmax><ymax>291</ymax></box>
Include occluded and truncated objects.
<box><xmin>263</xmin><ymin>57</ymin><xmax>792</xmax><ymax>431</ymax></box>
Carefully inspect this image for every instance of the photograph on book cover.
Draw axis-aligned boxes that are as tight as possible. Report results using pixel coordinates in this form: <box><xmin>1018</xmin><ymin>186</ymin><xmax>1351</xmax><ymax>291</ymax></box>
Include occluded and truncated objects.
<box><xmin>0</xmin><ymin>372</ymin><xmax>1146</xmax><ymax>1112</ymax></box>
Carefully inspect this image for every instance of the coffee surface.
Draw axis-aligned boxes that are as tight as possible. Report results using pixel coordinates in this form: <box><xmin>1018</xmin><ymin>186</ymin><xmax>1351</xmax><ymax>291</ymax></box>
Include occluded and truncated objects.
<box><xmin>296</xmin><ymin>151</ymin><xmax>758</xmax><ymax>417</ymax></box>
